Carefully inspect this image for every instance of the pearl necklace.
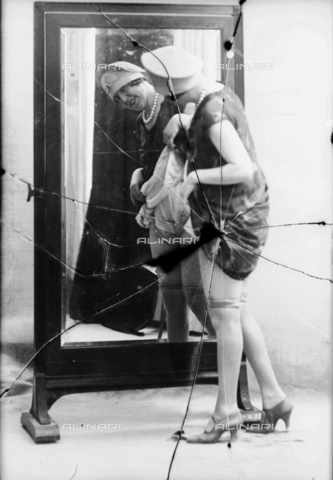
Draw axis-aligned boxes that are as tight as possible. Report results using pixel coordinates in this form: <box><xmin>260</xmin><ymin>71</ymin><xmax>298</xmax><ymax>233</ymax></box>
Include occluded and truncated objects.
<box><xmin>142</xmin><ymin>93</ymin><xmax>159</xmax><ymax>124</ymax></box>
<box><xmin>195</xmin><ymin>89</ymin><xmax>207</xmax><ymax>110</ymax></box>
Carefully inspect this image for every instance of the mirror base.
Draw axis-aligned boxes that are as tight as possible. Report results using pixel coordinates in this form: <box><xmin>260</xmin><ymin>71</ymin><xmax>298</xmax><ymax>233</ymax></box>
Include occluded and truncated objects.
<box><xmin>20</xmin><ymin>412</ymin><xmax>60</xmax><ymax>444</ymax></box>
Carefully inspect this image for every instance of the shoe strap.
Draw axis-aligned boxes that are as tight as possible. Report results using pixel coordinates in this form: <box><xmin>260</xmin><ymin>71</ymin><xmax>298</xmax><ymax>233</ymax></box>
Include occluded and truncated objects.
<box><xmin>211</xmin><ymin>412</ymin><xmax>242</xmax><ymax>426</ymax></box>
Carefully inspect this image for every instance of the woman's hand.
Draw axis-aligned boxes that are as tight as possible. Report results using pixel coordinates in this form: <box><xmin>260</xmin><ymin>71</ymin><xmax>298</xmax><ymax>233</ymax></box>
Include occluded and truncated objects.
<box><xmin>163</xmin><ymin>114</ymin><xmax>192</xmax><ymax>149</ymax></box>
<box><xmin>180</xmin><ymin>171</ymin><xmax>198</xmax><ymax>202</ymax></box>
<box><xmin>130</xmin><ymin>168</ymin><xmax>146</xmax><ymax>205</ymax></box>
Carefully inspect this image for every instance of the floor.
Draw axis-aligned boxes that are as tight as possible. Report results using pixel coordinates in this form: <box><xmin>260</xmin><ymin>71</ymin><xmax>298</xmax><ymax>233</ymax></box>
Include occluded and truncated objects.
<box><xmin>1</xmin><ymin>382</ymin><xmax>331</xmax><ymax>480</ymax></box>
<box><xmin>62</xmin><ymin>318</ymin><xmax>203</xmax><ymax>343</ymax></box>
<box><xmin>62</xmin><ymin>309</ymin><xmax>206</xmax><ymax>344</ymax></box>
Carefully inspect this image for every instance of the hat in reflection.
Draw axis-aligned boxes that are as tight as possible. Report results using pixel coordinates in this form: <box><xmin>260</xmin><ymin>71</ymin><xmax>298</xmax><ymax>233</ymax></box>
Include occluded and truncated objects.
<box><xmin>102</xmin><ymin>61</ymin><xmax>145</xmax><ymax>100</ymax></box>
<box><xmin>141</xmin><ymin>46</ymin><xmax>203</xmax><ymax>96</ymax></box>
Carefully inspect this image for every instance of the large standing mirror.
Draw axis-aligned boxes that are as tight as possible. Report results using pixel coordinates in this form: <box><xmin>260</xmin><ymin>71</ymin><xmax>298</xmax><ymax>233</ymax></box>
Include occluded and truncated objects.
<box><xmin>22</xmin><ymin>3</ymin><xmax>259</xmax><ymax>443</ymax></box>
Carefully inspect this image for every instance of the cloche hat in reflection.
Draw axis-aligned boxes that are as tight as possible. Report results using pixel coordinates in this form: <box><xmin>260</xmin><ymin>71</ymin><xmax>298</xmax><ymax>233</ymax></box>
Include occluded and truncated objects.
<box><xmin>102</xmin><ymin>61</ymin><xmax>145</xmax><ymax>101</ymax></box>
<box><xmin>141</xmin><ymin>46</ymin><xmax>203</xmax><ymax>96</ymax></box>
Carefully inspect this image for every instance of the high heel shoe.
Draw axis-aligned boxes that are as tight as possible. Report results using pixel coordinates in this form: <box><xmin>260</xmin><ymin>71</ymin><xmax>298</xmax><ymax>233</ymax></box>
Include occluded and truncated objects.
<box><xmin>186</xmin><ymin>411</ymin><xmax>243</xmax><ymax>444</ymax></box>
<box><xmin>260</xmin><ymin>397</ymin><xmax>293</xmax><ymax>433</ymax></box>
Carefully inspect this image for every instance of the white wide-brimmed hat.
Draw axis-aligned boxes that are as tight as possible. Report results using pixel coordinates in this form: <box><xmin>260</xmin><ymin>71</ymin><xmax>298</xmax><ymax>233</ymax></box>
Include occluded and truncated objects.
<box><xmin>141</xmin><ymin>46</ymin><xmax>203</xmax><ymax>96</ymax></box>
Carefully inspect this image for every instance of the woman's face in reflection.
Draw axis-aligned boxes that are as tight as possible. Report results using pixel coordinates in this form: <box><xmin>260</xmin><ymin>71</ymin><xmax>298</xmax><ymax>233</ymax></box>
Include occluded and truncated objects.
<box><xmin>113</xmin><ymin>78</ymin><xmax>149</xmax><ymax>111</ymax></box>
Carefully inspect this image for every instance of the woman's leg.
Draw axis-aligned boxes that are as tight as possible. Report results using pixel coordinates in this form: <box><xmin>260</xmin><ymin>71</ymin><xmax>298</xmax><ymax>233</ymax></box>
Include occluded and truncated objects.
<box><xmin>181</xmin><ymin>235</ymin><xmax>216</xmax><ymax>338</ymax></box>
<box><xmin>193</xmin><ymin>244</ymin><xmax>244</xmax><ymax>420</ymax></box>
<box><xmin>240</xmin><ymin>278</ymin><xmax>286</xmax><ymax>409</ymax></box>
<box><xmin>149</xmin><ymin>225</ymin><xmax>189</xmax><ymax>342</ymax></box>
<box><xmin>183</xmin><ymin>286</ymin><xmax>217</xmax><ymax>338</ymax></box>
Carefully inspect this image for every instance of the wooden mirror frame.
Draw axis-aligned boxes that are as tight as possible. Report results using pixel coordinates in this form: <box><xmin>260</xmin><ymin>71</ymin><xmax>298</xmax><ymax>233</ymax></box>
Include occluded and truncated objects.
<box><xmin>21</xmin><ymin>2</ymin><xmax>260</xmax><ymax>443</ymax></box>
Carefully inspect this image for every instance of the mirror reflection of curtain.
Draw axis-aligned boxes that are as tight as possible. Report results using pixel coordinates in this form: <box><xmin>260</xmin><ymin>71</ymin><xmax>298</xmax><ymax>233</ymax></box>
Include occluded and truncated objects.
<box><xmin>62</xmin><ymin>29</ymin><xmax>96</xmax><ymax>277</ymax></box>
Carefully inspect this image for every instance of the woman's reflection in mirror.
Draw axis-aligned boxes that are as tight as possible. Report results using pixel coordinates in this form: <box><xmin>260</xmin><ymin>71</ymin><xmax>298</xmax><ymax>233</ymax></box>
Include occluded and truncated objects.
<box><xmin>101</xmin><ymin>62</ymin><xmax>216</xmax><ymax>342</ymax></box>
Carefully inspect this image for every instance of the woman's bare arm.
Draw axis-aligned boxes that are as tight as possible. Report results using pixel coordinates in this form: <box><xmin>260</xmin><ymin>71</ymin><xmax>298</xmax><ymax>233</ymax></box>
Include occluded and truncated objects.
<box><xmin>180</xmin><ymin>120</ymin><xmax>254</xmax><ymax>200</ymax></box>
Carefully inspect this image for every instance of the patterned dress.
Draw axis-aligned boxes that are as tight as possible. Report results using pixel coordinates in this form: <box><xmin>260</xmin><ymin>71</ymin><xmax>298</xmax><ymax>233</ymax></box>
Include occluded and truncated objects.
<box><xmin>187</xmin><ymin>87</ymin><xmax>269</xmax><ymax>280</ymax></box>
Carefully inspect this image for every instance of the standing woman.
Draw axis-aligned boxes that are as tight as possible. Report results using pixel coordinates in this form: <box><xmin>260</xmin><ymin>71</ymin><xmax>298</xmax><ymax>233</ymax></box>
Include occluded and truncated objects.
<box><xmin>141</xmin><ymin>46</ymin><xmax>292</xmax><ymax>442</ymax></box>
<box><xmin>101</xmin><ymin>61</ymin><xmax>216</xmax><ymax>342</ymax></box>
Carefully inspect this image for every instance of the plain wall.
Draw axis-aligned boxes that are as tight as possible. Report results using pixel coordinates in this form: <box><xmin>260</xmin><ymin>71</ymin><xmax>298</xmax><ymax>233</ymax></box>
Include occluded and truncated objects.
<box><xmin>1</xmin><ymin>0</ymin><xmax>332</xmax><ymax>390</ymax></box>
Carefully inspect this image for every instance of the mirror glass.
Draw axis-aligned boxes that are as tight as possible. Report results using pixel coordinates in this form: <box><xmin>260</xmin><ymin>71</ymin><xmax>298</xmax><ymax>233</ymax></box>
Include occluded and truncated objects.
<box><xmin>60</xmin><ymin>27</ymin><xmax>225</xmax><ymax>344</ymax></box>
